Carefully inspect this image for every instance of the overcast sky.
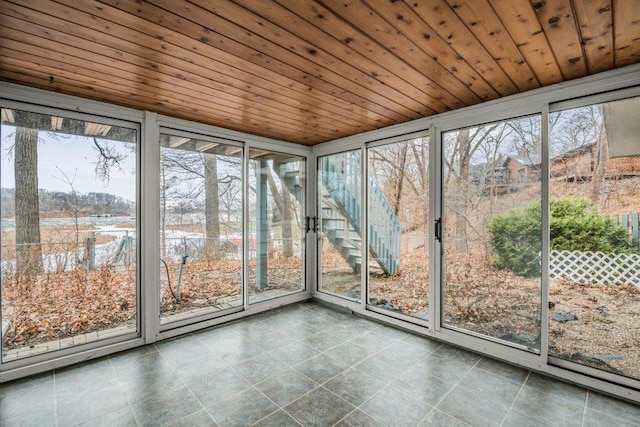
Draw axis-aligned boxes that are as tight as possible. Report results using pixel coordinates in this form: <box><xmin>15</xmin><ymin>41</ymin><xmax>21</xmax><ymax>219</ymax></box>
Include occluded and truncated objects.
<box><xmin>1</xmin><ymin>125</ymin><xmax>137</xmax><ymax>203</ymax></box>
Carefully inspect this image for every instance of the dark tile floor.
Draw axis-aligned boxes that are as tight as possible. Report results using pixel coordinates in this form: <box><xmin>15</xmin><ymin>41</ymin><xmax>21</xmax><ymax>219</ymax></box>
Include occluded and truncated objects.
<box><xmin>1</xmin><ymin>301</ymin><xmax>639</xmax><ymax>426</ymax></box>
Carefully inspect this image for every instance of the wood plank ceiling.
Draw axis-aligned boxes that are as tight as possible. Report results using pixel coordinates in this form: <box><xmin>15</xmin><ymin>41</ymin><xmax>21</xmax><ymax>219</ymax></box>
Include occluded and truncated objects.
<box><xmin>1</xmin><ymin>0</ymin><xmax>639</xmax><ymax>145</ymax></box>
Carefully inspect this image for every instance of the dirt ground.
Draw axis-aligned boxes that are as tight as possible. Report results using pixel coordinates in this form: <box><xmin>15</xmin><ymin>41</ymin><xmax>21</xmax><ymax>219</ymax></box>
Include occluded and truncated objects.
<box><xmin>1</xmin><ymin>256</ymin><xmax>304</xmax><ymax>349</ymax></box>
<box><xmin>322</xmin><ymin>250</ymin><xmax>640</xmax><ymax>380</ymax></box>
<box><xmin>2</xmin><ymin>245</ymin><xmax>638</xmax><ymax>381</ymax></box>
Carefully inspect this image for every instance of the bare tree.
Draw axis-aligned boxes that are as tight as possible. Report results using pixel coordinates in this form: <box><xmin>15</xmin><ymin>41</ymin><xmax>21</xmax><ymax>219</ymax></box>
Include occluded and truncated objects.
<box><xmin>591</xmin><ymin>105</ymin><xmax>609</xmax><ymax>209</ymax></box>
<box><xmin>161</xmin><ymin>145</ymin><xmax>242</xmax><ymax>259</ymax></box>
<box><xmin>204</xmin><ymin>154</ymin><xmax>221</xmax><ymax>257</ymax></box>
<box><xmin>14</xmin><ymin>126</ymin><xmax>42</xmax><ymax>276</ymax></box>
<box><xmin>369</xmin><ymin>138</ymin><xmax>430</xmax><ymax>249</ymax></box>
<box><xmin>53</xmin><ymin>167</ymin><xmax>81</xmax><ymax>243</ymax></box>
<box><xmin>444</xmin><ymin>123</ymin><xmax>508</xmax><ymax>252</ymax></box>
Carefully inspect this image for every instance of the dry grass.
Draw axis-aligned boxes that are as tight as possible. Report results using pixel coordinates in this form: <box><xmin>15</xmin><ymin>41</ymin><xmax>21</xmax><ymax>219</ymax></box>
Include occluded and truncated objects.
<box><xmin>1</xmin><ymin>226</ymin><xmax>115</xmax><ymax>248</ymax></box>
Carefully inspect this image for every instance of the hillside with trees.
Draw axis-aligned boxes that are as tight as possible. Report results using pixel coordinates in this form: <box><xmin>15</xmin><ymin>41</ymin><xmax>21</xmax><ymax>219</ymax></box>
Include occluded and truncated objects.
<box><xmin>1</xmin><ymin>188</ymin><xmax>134</xmax><ymax>218</ymax></box>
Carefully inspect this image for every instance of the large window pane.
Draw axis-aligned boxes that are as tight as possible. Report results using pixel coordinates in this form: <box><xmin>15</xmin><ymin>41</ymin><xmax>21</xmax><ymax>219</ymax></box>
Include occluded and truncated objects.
<box><xmin>549</xmin><ymin>97</ymin><xmax>640</xmax><ymax>380</ymax></box>
<box><xmin>159</xmin><ymin>135</ymin><xmax>243</xmax><ymax>324</ymax></box>
<box><xmin>318</xmin><ymin>151</ymin><xmax>362</xmax><ymax>300</ymax></box>
<box><xmin>443</xmin><ymin>116</ymin><xmax>542</xmax><ymax>350</ymax></box>
<box><xmin>368</xmin><ymin>137</ymin><xmax>429</xmax><ymax>319</ymax></box>
<box><xmin>1</xmin><ymin>108</ymin><xmax>137</xmax><ymax>362</ymax></box>
<box><xmin>249</xmin><ymin>150</ymin><xmax>305</xmax><ymax>303</ymax></box>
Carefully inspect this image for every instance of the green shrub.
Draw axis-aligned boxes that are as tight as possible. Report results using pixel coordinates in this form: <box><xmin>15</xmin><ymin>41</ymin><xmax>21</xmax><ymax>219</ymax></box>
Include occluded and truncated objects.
<box><xmin>488</xmin><ymin>198</ymin><xmax>630</xmax><ymax>277</ymax></box>
<box><xmin>488</xmin><ymin>202</ymin><xmax>541</xmax><ymax>277</ymax></box>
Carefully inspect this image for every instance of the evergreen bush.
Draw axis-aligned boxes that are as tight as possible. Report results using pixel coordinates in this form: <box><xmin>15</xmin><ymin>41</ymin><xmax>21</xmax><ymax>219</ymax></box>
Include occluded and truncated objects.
<box><xmin>488</xmin><ymin>197</ymin><xmax>630</xmax><ymax>277</ymax></box>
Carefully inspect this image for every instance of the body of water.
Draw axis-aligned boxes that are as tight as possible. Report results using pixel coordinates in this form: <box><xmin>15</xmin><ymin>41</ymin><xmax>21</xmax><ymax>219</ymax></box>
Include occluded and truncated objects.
<box><xmin>0</xmin><ymin>216</ymin><xmax>136</xmax><ymax>232</ymax></box>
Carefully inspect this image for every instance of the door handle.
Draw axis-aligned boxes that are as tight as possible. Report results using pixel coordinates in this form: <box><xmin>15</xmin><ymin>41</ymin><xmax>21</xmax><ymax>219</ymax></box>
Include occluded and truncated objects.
<box><xmin>435</xmin><ymin>218</ymin><xmax>442</xmax><ymax>242</ymax></box>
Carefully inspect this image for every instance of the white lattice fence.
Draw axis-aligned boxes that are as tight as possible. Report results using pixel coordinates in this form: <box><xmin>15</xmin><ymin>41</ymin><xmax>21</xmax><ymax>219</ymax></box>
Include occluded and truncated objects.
<box><xmin>549</xmin><ymin>250</ymin><xmax>640</xmax><ymax>286</ymax></box>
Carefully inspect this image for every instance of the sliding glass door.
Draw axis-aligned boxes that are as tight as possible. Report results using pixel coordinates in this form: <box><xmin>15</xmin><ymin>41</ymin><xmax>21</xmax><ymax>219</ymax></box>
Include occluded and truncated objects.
<box><xmin>159</xmin><ymin>133</ymin><xmax>243</xmax><ymax>325</ymax></box>
<box><xmin>1</xmin><ymin>107</ymin><xmax>138</xmax><ymax>362</ymax></box>
<box><xmin>367</xmin><ymin>137</ymin><xmax>430</xmax><ymax>320</ymax></box>
<box><xmin>248</xmin><ymin>149</ymin><xmax>306</xmax><ymax>303</ymax></box>
<box><xmin>548</xmin><ymin>96</ymin><xmax>640</xmax><ymax>382</ymax></box>
<box><xmin>317</xmin><ymin>150</ymin><xmax>362</xmax><ymax>300</ymax></box>
<box><xmin>442</xmin><ymin>115</ymin><xmax>542</xmax><ymax>351</ymax></box>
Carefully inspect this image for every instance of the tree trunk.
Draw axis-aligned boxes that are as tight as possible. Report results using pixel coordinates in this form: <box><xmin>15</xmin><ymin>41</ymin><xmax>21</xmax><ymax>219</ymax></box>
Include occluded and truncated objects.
<box><xmin>204</xmin><ymin>154</ymin><xmax>220</xmax><ymax>257</ymax></box>
<box><xmin>268</xmin><ymin>162</ymin><xmax>294</xmax><ymax>258</ymax></box>
<box><xmin>394</xmin><ymin>144</ymin><xmax>408</xmax><ymax>217</ymax></box>
<box><xmin>455</xmin><ymin>129</ymin><xmax>471</xmax><ymax>252</ymax></box>
<box><xmin>591</xmin><ymin>106</ymin><xmax>609</xmax><ymax>210</ymax></box>
<box><xmin>160</xmin><ymin>165</ymin><xmax>167</xmax><ymax>257</ymax></box>
<box><xmin>14</xmin><ymin>127</ymin><xmax>42</xmax><ymax>276</ymax></box>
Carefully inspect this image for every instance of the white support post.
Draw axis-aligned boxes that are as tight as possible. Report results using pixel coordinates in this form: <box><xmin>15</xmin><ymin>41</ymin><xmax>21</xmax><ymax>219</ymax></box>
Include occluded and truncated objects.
<box><xmin>142</xmin><ymin>111</ymin><xmax>161</xmax><ymax>344</ymax></box>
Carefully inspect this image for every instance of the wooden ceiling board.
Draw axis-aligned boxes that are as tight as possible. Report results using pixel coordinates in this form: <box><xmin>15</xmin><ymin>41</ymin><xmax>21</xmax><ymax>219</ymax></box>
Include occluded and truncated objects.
<box><xmin>613</xmin><ymin>0</ymin><xmax>640</xmax><ymax>67</ymax></box>
<box><xmin>0</xmin><ymin>0</ymin><xmax>638</xmax><ymax>145</ymax></box>
<box><xmin>573</xmin><ymin>0</ymin><xmax>614</xmax><ymax>74</ymax></box>
<box><xmin>445</xmin><ymin>0</ymin><xmax>541</xmax><ymax>92</ymax></box>
<box><xmin>319</xmin><ymin>0</ymin><xmax>481</xmax><ymax>105</ymax></box>
<box><xmin>183</xmin><ymin>0</ymin><xmax>425</xmax><ymax>120</ymax></box>
<box><xmin>489</xmin><ymin>0</ymin><xmax>565</xmax><ymax>85</ymax></box>
<box><xmin>275</xmin><ymin>0</ymin><xmax>454</xmax><ymax>112</ymax></box>
<box><xmin>1</xmin><ymin>55</ymin><xmax>319</xmax><ymax>142</ymax></box>
<box><xmin>229</xmin><ymin>0</ymin><xmax>440</xmax><ymax>116</ymax></box>
<box><xmin>358</xmin><ymin>0</ymin><xmax>501</xmax><ymax>101</ymax></box>
<box><xmin>88</xmin><ymin>1</ymin><xmax>385</xmax><ymax>128</ymax></box>
<box><xmin>145</xmin><ymin>0</ymin><xmax>415</xmax><ymax>121</ymax></box>
<box><xmin>98</xmin><ymin>0</ymin><xmax>405</xmax><ymax>129</ymax></box>
<box><xmin>406</xmin><ymin>0</ymin><xmax>519</xmax><ymax>97</ymax></box>
<box><xmin>531</xmin><ymin>0</ymin><xmax>589</xmax><ymax>80</ymax></box>
<box><xmin>1</xmin><ymin>2</ymin><xmax>345</xmax><ymax>141</ymax></box>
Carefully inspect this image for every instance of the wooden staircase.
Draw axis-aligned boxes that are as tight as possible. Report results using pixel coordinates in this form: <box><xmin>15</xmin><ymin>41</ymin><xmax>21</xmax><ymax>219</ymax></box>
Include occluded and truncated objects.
<box><xmin>276</xmin><ymin>152</ymin><xmax>400</xmax><ymax>275</ymax></box>
<box><xmin>317</xmin><ymin>153</ymin><xmax>401</xmax><ymax>275</ymax></box>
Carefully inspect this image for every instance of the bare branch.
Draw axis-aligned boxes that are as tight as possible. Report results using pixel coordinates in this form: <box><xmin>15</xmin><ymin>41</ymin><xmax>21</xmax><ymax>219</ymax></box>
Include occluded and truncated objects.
<box><xmin>92</xmin><ymin>137</ymin><xmax>126</xmax><ymax>183</ymax></box>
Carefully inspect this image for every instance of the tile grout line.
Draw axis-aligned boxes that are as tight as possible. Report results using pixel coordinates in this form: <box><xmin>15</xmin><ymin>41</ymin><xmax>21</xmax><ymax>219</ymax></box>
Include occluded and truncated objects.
<box><xmin>107</xmin><ymin>354</ymin><xmax>142</xmax><ymax>427</ymax></box>
<box><xmin>181</xmin><ymin>370</ymin><xmax>220</xmax><ymax>426</ymax></box>
<box><xmin>52</xmin><ymin>370</ymin><xmax>60</xmax><ymax>427</ymax></box>
<box><xmin>581</xmin><ymin>391</ymin><xmax>589</xmax><ymax>427</ymax></box>
<box><xmin>500</xmin><ymin>370</ymin><xmax>532</xmax><ymax>427</ymax></box>
<box><xmin>421</xmin><ymin>354</ymin><xmax>481</xmax><ymax>417</ymax></box>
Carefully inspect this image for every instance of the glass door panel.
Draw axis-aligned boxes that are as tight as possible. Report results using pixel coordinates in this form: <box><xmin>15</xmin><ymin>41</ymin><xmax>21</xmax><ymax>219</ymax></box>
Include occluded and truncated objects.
<box><xmin>159</xmin><ymin>134</ymin><xmax>243</xmax><ymax>324</ymax></box>
<box><xmin>549</xmin><ymin>97</ymin><xmax>640</xmax><ymax>381</ymax></box>
<box><xmin>1</xmin><ymin>108</ymin><xmax>138</xmax><ymax>362</ymax></box>
<box><xmin>318</xmin><ymin>151</ymin><xmax>362</xmax><ymax>300</ymax></box>
<box><xmin>368</xmin><ymin>137</ymin><xmax>429</xmax><ymax>319</ymax></box>
<box><xmin>248</xmin><ymin>150</ymin><xmax>305</xmax><ymax>303</ymax></box>
<box><xmin>442</xmin><ymin>116</ymin><xmax>542</xmax><ymax>350</ymax></box>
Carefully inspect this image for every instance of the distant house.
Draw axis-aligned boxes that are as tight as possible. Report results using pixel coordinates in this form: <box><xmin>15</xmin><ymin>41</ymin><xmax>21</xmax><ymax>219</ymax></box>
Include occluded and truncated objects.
<box><xmin>550</xmin><ymin>143</ymin><xmax>595</xmax><ymax>181</ymax></box>
<box><xmin>471</xmin><ymin>152</ymin><xmax>541</xmax><ymax>196</ymax></box>
<box><xmin>479</xmin><ymin>152</ymin><xmax>541</xmax><ymax>195</ymax></box>
<box><xmin>503</xmin><ymin>152</ymin><xmax>541</xmax><ymax>186</ymax></box>
<box><xmin>550</xmin><ymin>142</ymin><xmax>640</xmax><ymax>181</ymax></box>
